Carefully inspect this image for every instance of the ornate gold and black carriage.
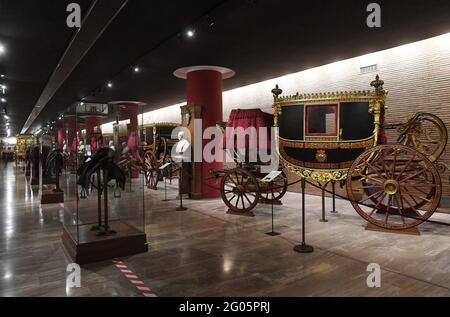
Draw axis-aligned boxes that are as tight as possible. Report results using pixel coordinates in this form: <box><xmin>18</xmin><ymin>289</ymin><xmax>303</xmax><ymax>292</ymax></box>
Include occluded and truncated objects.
<box><xmin>273</xmin><ymin>76</ymin><xmax>448</xmax><ymax>230</ymax></box>
<box><xmin>141</xmin><ymin>123</ymin><xmax>179</xmax><ymax>189</ymax></box>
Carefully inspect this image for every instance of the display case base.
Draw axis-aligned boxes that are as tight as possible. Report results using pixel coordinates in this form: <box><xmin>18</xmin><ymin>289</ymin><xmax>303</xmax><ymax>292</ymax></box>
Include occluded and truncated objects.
<box><xmin>365</xmin><ymin>223</ymin><xmax>420</xmax><ymax>236</ymax></box>
<box><xmin>41</xmin><ymin>190</ymin><xmax>64</xmax><ymax>205</ymax></box>
<box><xmin>62</xmin><ymin>220</ymin><xmax>148</xmax><ymax>265</ymax></box>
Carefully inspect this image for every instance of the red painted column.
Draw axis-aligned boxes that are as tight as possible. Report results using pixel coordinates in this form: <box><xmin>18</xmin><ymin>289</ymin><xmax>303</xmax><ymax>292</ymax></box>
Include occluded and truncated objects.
<box><xmin>116</xmin><ymin>102</ymin><xmax>141</xmax><ymax>178</ymax></box>
<box><xmin>127</xmin><ymin>106</ymin><xmax>139</xmax><ymax>152</ymax></box>
<box><xmin>85</xmin><ymin>116</ymin><xmax>103</xmax><ymax>153</ymax></box>
<box><xmin>57</xmin><ymin>127</ymin><xmax>66</xmax><ymax>150</ymax></box>
<box><xmin>186</xmin><ymin>70</ymin><xmax>224</xmax><ymax>199</ymax></box>
<box><xmin>66</xmin><ymin>116</ymin><xmax>78</xmax><ymax>154</ymax></box>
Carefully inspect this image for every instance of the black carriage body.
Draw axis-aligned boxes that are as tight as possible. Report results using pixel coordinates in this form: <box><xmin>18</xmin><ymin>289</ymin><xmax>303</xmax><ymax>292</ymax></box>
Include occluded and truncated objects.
<box><xmin>278</xmin><ymin>102</ymin><xmax>376</xmax><ymax>170</ymax></box>
<box><xmin>273</xmin><ymin>79</ymin><xmax>387</xmax><ymax>183</ymax></box>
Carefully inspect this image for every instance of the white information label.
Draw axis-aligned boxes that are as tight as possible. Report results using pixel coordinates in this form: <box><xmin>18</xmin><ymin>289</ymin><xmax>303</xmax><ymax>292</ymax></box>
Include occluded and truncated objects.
<box><xmin>159</xmin><ymin>162</ymin><xmax>172</xmax><ymax>170</ymax></box>
<box><xmin>261</xmin><ymin>171</ymin><xmax>283</xmax><ymax>183</ymax></box>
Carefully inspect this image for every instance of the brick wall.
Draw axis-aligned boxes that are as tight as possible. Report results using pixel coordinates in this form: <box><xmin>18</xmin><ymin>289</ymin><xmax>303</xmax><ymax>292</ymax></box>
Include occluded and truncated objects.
<box><xmin>135</xmin><ymin>33</ymin><xmax>450</xmax><ymax>200</ymax></box>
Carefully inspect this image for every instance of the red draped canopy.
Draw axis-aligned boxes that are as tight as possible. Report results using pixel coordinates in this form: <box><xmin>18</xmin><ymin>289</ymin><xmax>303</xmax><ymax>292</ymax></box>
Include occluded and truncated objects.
<box><xmin>224</xmin><ymin>109</ymin><xmax>274</xmax><ymax>150</ymax></box>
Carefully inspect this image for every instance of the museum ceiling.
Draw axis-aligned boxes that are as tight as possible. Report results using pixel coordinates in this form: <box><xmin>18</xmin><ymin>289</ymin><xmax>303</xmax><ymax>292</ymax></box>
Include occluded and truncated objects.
<box><xmin>1</xmin><ymin>0</ymin><xmax>450</xmax><ymax>136</ymax></box>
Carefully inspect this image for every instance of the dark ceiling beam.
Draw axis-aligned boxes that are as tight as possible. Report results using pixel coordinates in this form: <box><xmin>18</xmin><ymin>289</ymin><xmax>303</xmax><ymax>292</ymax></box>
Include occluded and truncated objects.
<box><xmin>20</xmin><ymin>0</ymin><xmax>129</xmax><ymax>134</ymax></box>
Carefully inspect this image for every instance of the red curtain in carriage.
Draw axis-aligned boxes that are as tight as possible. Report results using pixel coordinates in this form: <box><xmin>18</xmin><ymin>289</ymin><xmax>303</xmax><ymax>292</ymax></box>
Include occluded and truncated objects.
<box><xmin>224</xmin><ymin>109</ymin><xmax>273</xmax><ymax>150</ymax></box>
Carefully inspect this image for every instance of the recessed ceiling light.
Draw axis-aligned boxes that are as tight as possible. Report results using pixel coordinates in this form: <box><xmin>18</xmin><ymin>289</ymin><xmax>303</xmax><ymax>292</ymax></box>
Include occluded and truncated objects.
<box><xmin>1</xmin><ymin>98</ymin><xmax>5</xmax><ymax>103</ymax></box>
<box><xmin>0</xmin><ymin>44</ymin><xmax>5</xmax><ymax>55</ymax></box>
<box><xmin>186</xmin><ymin>29</ymin><xmax>195</xmax><ymax>38</ymax></box>
<box><xmin>0</xmin><ymin>74</ymin><xmax>4</xmax><ymax>78</ymax></box>
<box><xmin>107</xmin><ymin>82</ymin><xmax>113</xmax><ymax>88</ymax></box>
<box><xmin>134</xmin><ymin>67</ymin><xmax>140</xmax><ymax>72</ymax></box>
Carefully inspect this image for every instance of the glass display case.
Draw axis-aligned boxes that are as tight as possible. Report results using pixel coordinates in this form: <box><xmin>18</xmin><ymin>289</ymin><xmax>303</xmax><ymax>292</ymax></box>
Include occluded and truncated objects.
<box><xmin>61</xmin><ymin>102</ymin><xmax>147</xmax><ymax>264</ymax></box>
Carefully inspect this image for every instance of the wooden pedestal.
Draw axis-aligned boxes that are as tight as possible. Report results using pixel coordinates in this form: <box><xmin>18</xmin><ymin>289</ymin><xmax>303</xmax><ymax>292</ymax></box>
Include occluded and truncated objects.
<box><xmin>365</xmin><ymin>223</ymin><xmax>421</xmax><ymax>236</ymax></box>
<box><xmin>41</xmin><ymin>190</ymin><xmax>64</xmax><ymax>205</ymax></box>
<box><xmin>226</xmin><ymin>209</ymin><xmax>255</xmax><ymax>217</ymax></box>
<box><xmin>62</xmin><ymin>220</ymin><xmax>148</xmax><ymax>265</ymax></box>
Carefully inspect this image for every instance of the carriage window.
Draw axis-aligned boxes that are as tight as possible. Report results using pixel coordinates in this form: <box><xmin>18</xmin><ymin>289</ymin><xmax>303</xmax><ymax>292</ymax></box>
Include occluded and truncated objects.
<box><xmin>306</xmin><ymin>105</ymin><xmax>338</xmax><ymax>137</ymax></box>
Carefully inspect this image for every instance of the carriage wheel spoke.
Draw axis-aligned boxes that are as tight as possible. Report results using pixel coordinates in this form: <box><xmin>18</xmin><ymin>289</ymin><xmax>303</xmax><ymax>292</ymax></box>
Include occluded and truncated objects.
<box><xmin>360</xmin><ymin>190</ymin><xmax>385</xmax><ymax>203</ymax></box>
<box><xmin>380</xmin><ymin>151</ymin><xmax>391</xmax><ymax>178</ymax></box>
<box><xmin>353</xmin><ymin>184</ymin><xmax>383</xmax><ymax>190</ymax></box>
<box><xmin>366</xmin><ymin>161</ymin><xmax>386</xmax><ymax>180</ymax></box>
<box><xmin>401</xmin><ymin>195</ymin><xmax>422</xmax><ymax>217</ymax></box>
<box><xmin>403</xmin><ymin>192</ymin><xmax>432</xmax><ymax>203</ymax></box>
<box><xmin>235</xmin><ymin>195</ymin><xmax>241</xmax><ymax>209</ymax></box>
<box><xmin>357</xmin><ymin>172</ymin><xmax>384</xmax><ymax>184</ymax></box>
<box><xmin>396</xmin><ymin>154</ymin><xmax>416</xmax><ymax>181</ymax></box>
<box><xmin>384</xmin><ymin>196</ymin><xmax>392</xmax><ymax>225</ymax></box>
<box><xmin>401</xmin><ymin>168</ymin><xmax>427</xmax><ymax>182</ymax></box>
<box><xmin>243</xmin><ymin>194</ymin><xmax>252</xmax><ymax>205</ymax></box>
<box><xmin>233</xmin><ymin>173</ymin><xmax>240</xmax><ymax>185</ymax></box>
<box><xmin>368</xmin><ymin>192</ymin><xmax>387</xmax><ymax>217</ymax></box>
<box><xmin>402</xmin><ymin>182</ymin><xmax>435</xmax><ymax>188</ymax></box>
<box><xmin>394</xmin><ymin>194</ymin><xmax>407</xmax><ymax>224</ymax></box>
<box><xmin>391</xmin><ymin>149</ymin><xmax>399</xmax><ymax>179</ymax></box>
<box><xmin>408</xmin><ymin>185</ymin><xmax>432</xmax><ymax>196</ymax></box>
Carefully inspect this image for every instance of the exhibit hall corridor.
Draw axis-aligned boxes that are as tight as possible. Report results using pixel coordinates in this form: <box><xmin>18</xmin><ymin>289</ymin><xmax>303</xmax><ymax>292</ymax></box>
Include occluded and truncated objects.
<box><xmin>1</xmin><ymin>162</ymin><xmax>450</xmax><ymax>297</ymax></box>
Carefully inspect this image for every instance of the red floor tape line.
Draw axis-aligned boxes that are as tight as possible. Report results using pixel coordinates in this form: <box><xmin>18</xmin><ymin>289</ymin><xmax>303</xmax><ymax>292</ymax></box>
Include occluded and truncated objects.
<box><xmin>113</xmin><ymin>259</ymin><xmax>158</xmax><ymax>298</ymax></box>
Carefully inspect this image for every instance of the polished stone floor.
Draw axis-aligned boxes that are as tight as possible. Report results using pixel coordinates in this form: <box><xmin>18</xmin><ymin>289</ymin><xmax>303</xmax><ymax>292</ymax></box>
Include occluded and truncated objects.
<box><xmin>1</xmin><ymin>161</ymin><xmax>450</xmax><ymax>297</ymax></box>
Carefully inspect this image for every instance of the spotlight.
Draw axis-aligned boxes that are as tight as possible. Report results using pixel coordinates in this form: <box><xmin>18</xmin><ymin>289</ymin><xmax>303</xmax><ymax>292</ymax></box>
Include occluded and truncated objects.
<box><xmin>107</xmin><ymin>82</ymin><xmax>113</xmax><ymax>88</ymax></box>
<box><xmin>0</xmin><ymin>74</ymin><xmax>4</xmax><ymax>78</ymax></box>
<box><xmin>1</xmin><ymin>98</ymin><xmax>5</xmax><ymax>103</ymax></box>
<box><xmin>3</xmin><ymin>115</ymin><xmax>9</xmax><ymax>120</ymax></box>
<box><xmin>0</xmin><ymin>44</ymin><xmax>5</xmax><ymax>55</ymax></box>
<box><xmin>134</xmin><ymin>67</ymin><xmax>140</xmax><ymax>73</ymax></box>
<box><xmin>186</xmin><ymin>29</ymin><xmax>195</xmax><ymax>38</ymax></box>
<box><xmin>206</xmin><ymin>16</ymin><xmax>215</xmax><ymax>28</ymax></box>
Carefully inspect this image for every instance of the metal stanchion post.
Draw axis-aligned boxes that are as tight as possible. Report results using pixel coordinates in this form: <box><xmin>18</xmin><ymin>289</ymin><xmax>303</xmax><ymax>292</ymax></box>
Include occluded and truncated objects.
<box><xmin>294</xmin><ymin>178</ymin><xmax>314</xmax><ymax>253</ymax></box>
<box><xmin>266</xmin><ymin>181</ymin><xmax>280</xmax><ymax>236</ymax></box>
<box><xmin>320</xmin><ymin>183</ymin><xmax>329</xmax><ymax>223</ymax></box>
<box><xmin>330</xmin><ymin>181</ymin><xmax>338</xmax><ymax>214</ymax></box>
<box><xmin>176</xmin><ymin>159</ymin><xmax>188</xmax><ymax>211</ymax></box>
<box><xmin>162</xmin><ymin>174</ymin><xmax>168</xmax><ymax>202</ymax></box>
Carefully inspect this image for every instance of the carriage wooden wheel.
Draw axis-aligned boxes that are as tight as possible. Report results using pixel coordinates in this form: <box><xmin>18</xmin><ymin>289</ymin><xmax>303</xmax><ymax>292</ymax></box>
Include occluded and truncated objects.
<box><xmin>399</xmin><ymin>113</ymin><xmax>448</xmax><ymax>162</ymax></box>
<box><xmin>347</xmin><ymin>145</ymin><xmax>442</xmax><ymax>230</ymax></box>
<box><xmin>144</xmin><ymin>150</ymin><xmax>160</xmax><ymax>189</ymax></box>
<box><xmin>259</xmin><ymin>170</ymin><xmax>288</xmax><ymax>203</ymax></box>
<box><xmin>221</xmin><ymin>168</ymin><xmax>260</xmax><ymax>214</ymax></box>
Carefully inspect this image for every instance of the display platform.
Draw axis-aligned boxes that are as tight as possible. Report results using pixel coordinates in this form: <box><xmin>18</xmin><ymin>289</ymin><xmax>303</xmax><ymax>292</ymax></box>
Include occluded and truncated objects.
<box><xmin>62</xmin><ymin>220</ymin><xmax>148</xmax><ymax>265</ymax></box>
<box><xmin>41</xmin><ymin>189</ymin><xmax>64</xmax><ymax>204</ymax></box>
